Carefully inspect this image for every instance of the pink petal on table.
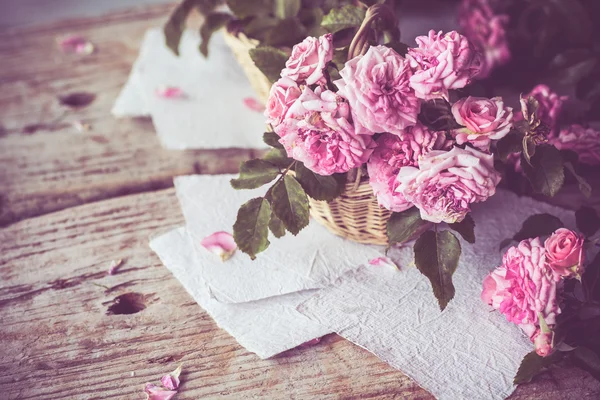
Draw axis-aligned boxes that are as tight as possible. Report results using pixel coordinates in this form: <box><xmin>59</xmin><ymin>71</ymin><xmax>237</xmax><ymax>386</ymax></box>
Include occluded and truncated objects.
<box><xmin>155</xmin><ymin>86</ymin><xmax>185</xmax><ymax>99</ymax></box>
<box><xmin>58</xmin><ymin>35</ymin><xmax>95</xmax><ymax>54</ymax></box>
<box><xmin>160</xmin><ymin>364</ymin><xmax>183</xmax><ymax>390</ymax></box>
<box><xmin>243</xmin><ymin>97</ymin><xmax>265</xmax><ymax>112</ymax></box>
<box><xmin>144</xmin><ymin>383</ymin><xmax>177</xmax><ymax>400</ymax></box>
<box><xmin>107</xmin><ymin>259</ymin><xmax>124</xmax><ymax>275</ymax></box>
<box><xmin>201</xmin><ymin>231</ymin><xmax>237</xmax><ymax>261</ymax></box>
<box><xmin>369</xmin><ymin>257</ymin><xmax>399</xmax><ymax>270</ymax></box>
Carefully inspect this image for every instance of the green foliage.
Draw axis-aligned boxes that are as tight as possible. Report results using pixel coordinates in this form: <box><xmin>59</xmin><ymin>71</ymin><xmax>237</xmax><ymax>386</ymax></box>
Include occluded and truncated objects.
<box><xmin>513</xmin><ymin>213</ymin><xmax>564</xmax><ymax>242</ymax></box>
<box><xmin>321</xmin><ymin>4</ymin><xmax>366</xmax><ymax>34</ymax></box>
<box><xmin>263</xmin><ymin>131</ymin><xmax>284</xmax><ymax>149</ymax></box>
<box><xmin>496</xmin><ymin>129</ymin><xmax>524</xmax><ymax>161</ymax></box>
<box><xmin>514</xmin><ymin>351</ymin><xmax>563</xmax><ymax>384</ymax></box>
<box><xmin>417</xmin><ymin>99</ymin><xmax>461</xmax><ymax>132</ymax></box>
<box><xmin>564</xmin><ymin>162</ymin><xmax>592</xmax><ymax>198</ymax></box>
<box><xmin>233</xmin><ymin>197</ymin><xmax>272</xmax><ymax>259</ymax></box>
<box><xmin>164</xmin><ymin>0</ymin><xmax>221</xmax><ymax>56</ymax></box>
<box><xmin>249</xmin><ymin>46</ymin><xmax>289</xmax><ymax>82</ymax></box>
<box><xmin>575</xmin><ymin>206</ymin><xmax>600</xmax><ymax>238</ymax></box>
<box><xmin>199</xmin><ymin>12</ymin><xmax>233</xmax><ymax>56</ymax></box>
<box><xmin>295</xmin><ymin>163</ymin><xmax>346</xmax><ymax>201</ymax></box>
<box><xmin>521</xmin><ymin>145</ymin><xmax>565</xmax><ymax>197</ymax></box>
<box><xmin>263</xmin><ymin>148</ymin><xmax>293</xmax><ymax>168</ymax></box>
<box><xmin>413</xmin><ymin>230</ymin><xmax>462</xmax><ymax>311</ymax></box>
<box><xmin>230</xmin><ymin>159</ymin><xmax>280</xmax><ymax>189</ymax></box>
<box><xmin>386</xmin><ymin>207</ymin><xmax>428</xmax><ymax>246</ymax></box>
<box><xmin>275</xmin><ymin>0</ymin><xmax>301</xmax><ymax>19</ymax></box>
<box><xmin>270</xmin><ymin>175</ymin><xmax>310</xmax><ymax>235</ymax></box>
<box><xmin>269</xmin><ymin>211</ymin><xmax>286</xmax><ymax>238</ymax></box>
<box><xmin>448</xmin><ymin>215</ymin><xmax>476</xmax><ymax>244</ymax></box>
<box><xmin>264</xmin><ymin>18</ymin><xmax>307</xmax><ymax>47</ymax></box>
<box><xmin>226</xmin><ymin>0</ymin><xmax>274</xmax><ymax>18</ymax></box>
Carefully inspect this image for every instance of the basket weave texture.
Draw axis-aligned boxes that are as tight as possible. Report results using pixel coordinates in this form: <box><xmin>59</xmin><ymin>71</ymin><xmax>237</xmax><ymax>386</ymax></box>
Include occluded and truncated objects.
<box><xmin>224</xmin><ymin>31</ymin><xmax>393</xmax><ymax>245</ymax></box>
<box><xmin>223</xmin><ymin>31</ymin><xmax>272</xmax><ymax>104</ymax></box>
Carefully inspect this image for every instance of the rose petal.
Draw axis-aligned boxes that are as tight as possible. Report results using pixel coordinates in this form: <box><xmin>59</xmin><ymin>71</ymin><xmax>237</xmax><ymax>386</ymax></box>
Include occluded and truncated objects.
<box><xmin>369</xmin><ymin>257</ymin><xmax>399</xmax><ymax>270</ymax></box>
<box><xmin>108</xmin><ymin>259</ymin><xmax>124</xmax><ymax>275</ymax></box>
<box><xmin>160</xmin><ymin>364</ymin><xmax>183</xmax><ymax>390</ymax></box>
<box><xmin>72</xmin><ymin>120</ymin><xmax>91</xmax><ymax>132</ymax></box>
<box><xmin>58</xmin><ymin>35</ymin><xmax>95</xmax><ymax>55</ymax></box>
<box><xmin>155</xmin><ymin>86</ymin><xmax>185</xmax><ymax>99</ymax></box>
<box><xmin>243</xmin><ymin>97</ymin><xmax>265</xmax><ymax>113</ymax></box>
<box><xmin>144</xmin><ymin>383</ymin><xmax>177</xmax><ymax>400</ymax></box>
<box><xmin>200</xmin><ymin>231</ymin><xmax>237</xmax><ymax>261</ymax></box>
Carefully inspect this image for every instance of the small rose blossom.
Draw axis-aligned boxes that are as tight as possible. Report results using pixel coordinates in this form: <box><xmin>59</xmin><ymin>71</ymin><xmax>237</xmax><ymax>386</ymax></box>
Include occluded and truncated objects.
<box><xmin>201</xmin><ymin>232</ymin><xmax>237</xmax><ymax>261</ymax></box>
<box><xmin>144</xmin><ymin>383</ymin><xmax>177</xmax><ymax>400</ymax></box>
<box><xmin>458</xmin><ymin>0</ymin><xmax>510</xmax><ymax>78</ymax></box>
<box><xmin>396</xmin><ymin>146</ymin><xmax>500</xmax><ymax>223</ymax></box>
<box><xmin>407</xmin><ymin>30</ymin><xmax>482</xmax><ymax>100</ymax></box>
<box><xmin>451</xmin><ymin>96</ymin><xmax>513</xmax><ymax>150</ymax></box>
<box><xmin>544</xmin><ymin>228</ymin><xmax>585</xmax><ymax>279</ymax></box>
<box><xmin>281</xmin><ymin>34</ymin><xmax>333</xmax><ymax>85</ymax></box>
<box><xmin>367</xmin><ymin>125</ymin><xmax>447</xmax><ymax>212</ymax></box>
<box><xmin>264</xmin><ymin>77</ymin><xmax>302</xmax><ymax>127</ymax></box>
<box><xmin>275</xmin><ymin>86</ymin><xmax>375</xmax><ymax>176</ymax></box>
<box><xmin>481</xmin><ymin>237</ymin><xmax>560</xmax><ymax>357</ymax></box>
<box><xmin>335</xmin><ymin>45</ymin><xmax>421</xmax><ymax>136</ymax></box>
<box><xmin>549</xmin><ymin>124</ymin><xmax>600</xmax><ymax>166</ymax></box>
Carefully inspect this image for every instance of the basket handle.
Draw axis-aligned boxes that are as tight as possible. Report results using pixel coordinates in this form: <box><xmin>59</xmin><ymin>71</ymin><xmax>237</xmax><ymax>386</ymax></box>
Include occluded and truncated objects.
<box><xmin>348</xmin><ymin>3</ymin><xmax>398</xmax><ymax>60</ymax></box>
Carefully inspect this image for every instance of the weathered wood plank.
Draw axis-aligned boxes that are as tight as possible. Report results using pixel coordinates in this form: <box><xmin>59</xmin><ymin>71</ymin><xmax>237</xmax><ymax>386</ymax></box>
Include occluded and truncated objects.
<box><xmin>1</xmin><ymin>189</ymin><xmax>599</xmax><ymax>399</ymax></box>
<box><xmin>0</xmin><ymin>4</ymin><xmax>256</xmax><ymax>226</ymax></box>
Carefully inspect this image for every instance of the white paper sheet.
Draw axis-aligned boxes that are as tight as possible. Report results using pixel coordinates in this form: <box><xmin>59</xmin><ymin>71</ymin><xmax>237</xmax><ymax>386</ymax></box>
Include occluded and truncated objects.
<box><xmin>150</xmin><ymin>227</ymin><xmax>330</xmax><ymax>359</ymax></box>
<box><xmin>298</xmin><ymin>190</ymin><xmax>576</xmax><ymax>400</ymax></box>
<box><xmin>111</xmin><ymin>28</ymin><xmax>267</xmax><ymax>149</ymax></box>
<box><xmin>174</xmin><ymin>174</ymin><xmax>384</xmax><ymax>304</ymax></box>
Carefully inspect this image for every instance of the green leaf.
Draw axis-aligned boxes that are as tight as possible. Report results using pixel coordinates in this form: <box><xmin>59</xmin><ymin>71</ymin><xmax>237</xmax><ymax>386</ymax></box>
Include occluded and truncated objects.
<box><xmin>576</xmin><ymin>206</ymin><xmax>600</xmax><ymax>238</ymax></box>
<box><xmin>264</xmin><ymin>18</ymin><xmax>308</xmax><ymax>47</ymax></box>
<box><xmin>243</xmin><ymin>16</ymin><xmax>280</xmax><ymax>41</ymax></box>
<box><xmin>295</xmin><ymin>163</ymin><xmax>346</xmax><ymax>201</ymax></box>
<box><xmin>572</xmin><ymin>347</ymin><xmax>600</xmax><ymax>381</ymax></box>
<box><xmin>199</xmin><ymin>12</ymin><xmax>232</xmax><ymax>56</ymax></box>
<box><xmin>233</xmin><ymin>197</ymin><xmax>271</xmax><ymax>259</ymax></box>
<box><xmin>275</xmin><ymin>0</ymin><xmax>301</xmax><ymax>19</ymax></box>
<box><xmin>413</xmin><ymin>230</ymin><xmax>462</xmax><ymax>311</ymax></box>
<box><xmin>164</xmin><ymin>0</ymin><xmax>220</xmax><ymax>56</ymax></box>
<box><xmin>384</xmin><ymin>41</ymin><xmax>410</xmax><ymax>57</ymax></box>
<box><xmin>249</xmin><ymin>46</ymin><xmax>288</xmax><ymax>83</ymax></box>
<box><xmin>417</xmin><ymin>99</ymin><xmax>461</xmax><ymax>131</ymax></box>
<box><xmin>268</xmin><ymin>211</ymin><xmax>286</xmax><ymax>238</ymax></box>
<box><xmin>386</xmin><ymin>207</ymin><xmax>428</xmax><ymax>246</ymax></box>
<box><xmin>549</xmin><ymin>49</ymin><xmax>597</xmax><ymax>85</ymax></box>
<box><xmin>270</xmin><ymin>175</ymin><xmax>310</xmax><ymax>235</ymax></box>
<box><xmin>298</xmin><ymin>7</ymin><xmax>325</xmax><ymax>29</ymax></box>
<box><xmin>230</xmin><ymin>159</ymin><xmax>280</xmax><ymax>189</ymax></box>
<box><xmin>321</xmin><ymin>5</ymin><xmax>366</xmax><ymax>34</ymax></box>
<box><xmin>514</xmin><ymin>351</ymin><xmax>562</xmax><ymax>384</ymax></box>
<box><xmin>448</xmin><ymin>214</ymin><xmax>475</xmax><ymax>244</ymax></box>
<box><xmin>564</xmin><ymin>162</ymin><xmax>592</xmax><ymax>199</ymax></box>
<box><xmin>226</xmin><ymin>0</ymin><xmax>274</xmax><ymax>18</ymax></box>
<box><xmin>521</xmin><ymin>145</ymin><xmax>565</xmax><ymax>197</ymax></box>
<box><xmin>263</xmin><ymin>131</ymin><xmax>284</xmax><ymax>149</ymax></box>
<box><xmin>263</xmin><ymin>148</ymin><xmax>293</xmax><ymax>168</ymax></box>
<box><xmin>582</xmin><ymin>252</ymin><xmax>600</xmax><ymax>302</ymax></box>
<box><xmin>496</xmin><ymin>129</ymin><xmax>525</xmax><ymax>161</ymax></box>
<box><xmin>512</xmin><ymin>213</ymin><xmax>564</xmax><ymax>242</ymax></box>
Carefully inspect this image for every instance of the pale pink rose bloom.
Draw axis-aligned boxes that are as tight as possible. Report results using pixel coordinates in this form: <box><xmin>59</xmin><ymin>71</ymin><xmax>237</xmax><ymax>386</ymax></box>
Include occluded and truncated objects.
<box><xmin>201</xmin><ymin>232</ymin><xmax>237</xmax><ymax>261</ymax></box>
<box><xmin>367</xmin><ymin>124</ymin><xmax>447</xmax><ymax>212</ymax></box>
<box><xmin>451</xmin><ymin>96</ymin><xmax>513</xmax><ymax>151</ymax></box>
<box><xmin>281</xmin><ymin>34</ymin><xmax>333</xmax><ymax>85</ymax></box>
<box><xmin>544</xmin><ymin>228</ymin><xmax>585</xmax><ymax>279</ymax></box>
<box><xmin>407</xmin><ymin>30</ymin><xmax>482</xmax><ymax>100</ymax></box>
<box><xmin>264</xmin><ymin>77</ymin><xmax>302</xmax><ymax>127</ymax></box>
<box><xmin>550</xmin><ymin>124</ymin><xmax>600</xmax><ymax>166</ymax></box>
<box><xmin>396</xmin><ymin>146</ymin><xmax>500</xmax><ymax>223</ymax></box>
<box><xmin>275</xmin><ymin>87</ymin><xmax>375</xmax><ymax>176</ymax></box>
<box><xmin>458</xmin><ymin>0</ymin><xmax>510</xmax><ymax>78</ymax></box>
<box><xmin>481</xmin><ymin>238</ymin><xmax>560</xmax><ymax>356</ymax></box>
<box><xmin>335</xmin><ymin>45</ymin><xmax>421</xmax><ymax>136</ymax></box>
<box><xmin>144</xmin><ymin>383</ymin><xmax>177</xmax><ymax>400</ymax></box>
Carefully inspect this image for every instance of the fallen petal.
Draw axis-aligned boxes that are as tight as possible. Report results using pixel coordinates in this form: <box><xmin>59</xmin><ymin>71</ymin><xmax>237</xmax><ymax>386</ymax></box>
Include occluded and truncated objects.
<box><xmin>72</xmin><ymin>120</ymin><xmax>91</xmax><ymax>132</ymax></box>
<box><xmin>369</xmin><ymin>257</ymin><xmax>399</xmax><ymax>270</ymax></box>
<box><xmin>161</xmin><ymin>364</ymin><xmax>183</xmax><ymax>390</ymax></box>
<box><xmin>144</xmin><ymin>383</ymin><xmax>177</xmax><ymax>400</ymax></box>
<box><xmin>201</xmin><ymin>232</ymin><xmax>237</xmax><ymax>261</ymax></box>
<box><xmin>58</xmin><ymin>35</ymin><xmax>95</xmax><ymax>54</ymax></box>
<box><xmin>155</xmin><ymin>86</ymin><xmax>185</xmax><ymax>99</ymax></box>
<box><xmin>243</xmin><ymin>97</ymin><xmax>265</xmax><ymax>112</ymax></box>
<box><xmin>108</xmin><ymin>259</ymin><xmax>124</xmax><ymax>275</ymax></box>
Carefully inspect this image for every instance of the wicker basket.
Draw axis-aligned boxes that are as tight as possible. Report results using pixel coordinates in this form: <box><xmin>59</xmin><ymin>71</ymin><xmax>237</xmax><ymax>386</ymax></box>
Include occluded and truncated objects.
<box><xmin>223</xmin><ymin>30</ymin><xmax>272</xmax><ymax>104</ymax></box>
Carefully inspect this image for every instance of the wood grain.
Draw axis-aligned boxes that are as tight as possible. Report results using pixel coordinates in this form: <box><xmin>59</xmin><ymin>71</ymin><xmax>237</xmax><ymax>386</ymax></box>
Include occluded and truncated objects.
<box><xmin>0</xmin><ymin>4</ymin><xmax>256</xmax><ymax>227</ymax></box>
<box><xmin>0</xmin><ymin>189</ymin><xmax>598</xmax><ymax>399</ymax></box>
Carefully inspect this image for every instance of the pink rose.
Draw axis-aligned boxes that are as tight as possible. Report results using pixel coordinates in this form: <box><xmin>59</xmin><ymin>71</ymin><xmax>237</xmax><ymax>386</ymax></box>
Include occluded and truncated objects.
<box><xmin>281</xmin><ymin>34</ymin><xmax>333</xmax><ymax>86</ymax></box>
<box><xmin>458</xmin><ymin>0</ymin><xmax>510</xmax><ymax>78</ymax></box>
<box><xmin>550</xmin><ymin>124</ymin><xmax>600</xmax><ymax>166</ymax></box>
<box><xmin>396</xmin><ymin>146</ymin><xmax>500</xmax><ymax>223</ymax></box>
<box><xmin>451</xmin><ymin>96</ymin><xmax>513</xmax><ymax>151</ymax></box>
<box><xmin>481</xmin><ymin>238</ymin><xmax>560</xmax><ymax>356</ymax></box>
<box><xmin>275</xmin><ymin>86</ymin><xmax>375</xmax><ymax>175</ymax></box>
<box><xmin>544</xmin><ymin>228</ymin><xmax>585</xmax><ymax>279</ymax></box>
<box><xmin>407</xmin><ymin>30</ymin><xmax>482</xmax><ymax>100</ymax></box>
<box><xmin>367</xmin><ymin>124</ymin><xmax>447</xmax><ymax>212</ymax></box>
<box><xmin>335</xmin><ymin>45</ymin><xmax>421</xmax><ymax>136</ymax></box>
<box><xmin>264</xmin><ymin>77</ymin><xmax>302</xmax><ymax>127</ymax></box>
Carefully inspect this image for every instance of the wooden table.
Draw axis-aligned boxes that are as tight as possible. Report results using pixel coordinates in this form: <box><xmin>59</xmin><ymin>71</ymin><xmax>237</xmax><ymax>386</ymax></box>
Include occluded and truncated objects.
<box><xmin>1</xmin><ymin>4</ymin><xmax>600</xmax><ymax>399</ymax></box>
